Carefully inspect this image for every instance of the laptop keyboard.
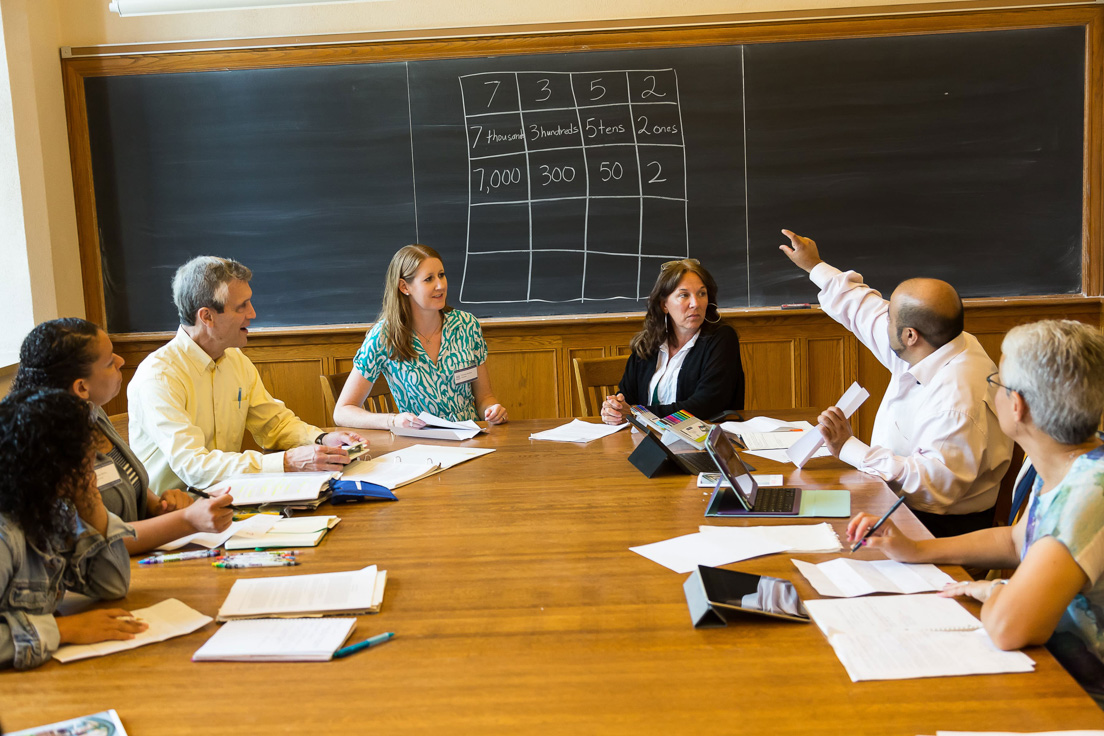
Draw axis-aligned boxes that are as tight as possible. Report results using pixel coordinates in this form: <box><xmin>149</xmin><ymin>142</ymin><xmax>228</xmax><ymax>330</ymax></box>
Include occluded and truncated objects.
<box><xmin>681</xmin><ymin>452</ymin><xmax>718</xmax><ymax>474</ymax></box>
<box><xmin>752</xmin><ymin>487</ymin><xmax>797</xmax><ymax>513</ymax></box>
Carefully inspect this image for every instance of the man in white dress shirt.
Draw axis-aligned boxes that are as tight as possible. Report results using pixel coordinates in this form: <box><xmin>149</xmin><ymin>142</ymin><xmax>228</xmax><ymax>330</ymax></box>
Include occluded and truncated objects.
<box><xmin>779</xmin><ymin>230</ymin><xmax>1012</xmax><ymax>537</ymax></box>
<box><xmin>128</xmin><ymin>256</ymin><xmax>365</xmax><ymax>492</ymax></box>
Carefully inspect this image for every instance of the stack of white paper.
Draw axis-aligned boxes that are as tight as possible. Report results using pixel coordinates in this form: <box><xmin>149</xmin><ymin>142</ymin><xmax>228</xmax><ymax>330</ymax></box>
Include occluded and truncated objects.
<box><xmin>529</xmin><ymin>419</ymin><xmax>629</xmax><ymax>443</ymax></box>
<box><xmin>793</xmin><ymin>557</ymin><xmax>955</xmax><ymax>597</ymax></box>
<box><xmin>805</xmin><ymin>594</ymin><xmax>1035</xmax><ymax>681</ymax></box>
<box><xmin>193</xmin><ymin>617</ymin><xmax>358</xmax><ymax>662</ymax></box>
<box><xmin>391</xmin><ymin>412</ymin><xmax>484</xmax><ymax>440</ymax></box>
<box><xmin>699</xmin><ymin>522</ymin><xmax>843</xmax><ymax>553</ymax></box>
<box><xmin>53</xmin><ymin>599</ymin><xmax>212</xmax><ymax>663</ymax></box>
<box><xmin>216</xmin><ymin>565</ymin><xmax>386</xmax><ymax>621</ymax></box>
<box><xmin>341</xmin><ymin>456</ymin><xmax>441</xmax><ymax>488</ymax></box>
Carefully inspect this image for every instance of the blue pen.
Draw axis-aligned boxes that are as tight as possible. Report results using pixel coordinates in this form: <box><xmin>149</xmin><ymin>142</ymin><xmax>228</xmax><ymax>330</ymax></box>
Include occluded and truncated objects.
<box><xmin>237</xmin><ymin>387</ymin><xmax>242</xmax><ymax>408</ymax></box>
<box><xmin>851</xmin><ymin>494</ymin><xmax>907</xmax><ymax>553</ymax></box>
<box><xmin>333</xmin><ymin>631</ymin><xmax>394</xmax><ymax>659</ymax></box>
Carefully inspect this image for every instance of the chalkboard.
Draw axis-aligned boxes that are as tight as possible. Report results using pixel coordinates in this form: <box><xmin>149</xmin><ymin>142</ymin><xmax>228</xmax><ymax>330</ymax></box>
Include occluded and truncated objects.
<box><xmin>82</xmin><ymin>25</ymin><xmax>1085</xmax><ymax>333</ymax></box>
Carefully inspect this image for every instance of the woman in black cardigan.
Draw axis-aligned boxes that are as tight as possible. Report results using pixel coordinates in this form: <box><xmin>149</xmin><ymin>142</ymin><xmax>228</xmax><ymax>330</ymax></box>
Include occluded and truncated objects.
<box><xmin>600</xmin><ymin>259</ymin><xmax>744</xmax><ymax>424</ymax></box>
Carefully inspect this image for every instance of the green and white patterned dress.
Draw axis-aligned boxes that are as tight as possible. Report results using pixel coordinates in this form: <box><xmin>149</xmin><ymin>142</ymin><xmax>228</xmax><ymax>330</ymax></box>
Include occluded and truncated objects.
<box><xmin>1023</xmin><ymin>444</ymin><xmax>1104</xmax><ymax>705</ymax></box>
<box><xmin>352</xmin><ymin>310</ymin><xmax>488</xmax><ymax>422</ymax></box>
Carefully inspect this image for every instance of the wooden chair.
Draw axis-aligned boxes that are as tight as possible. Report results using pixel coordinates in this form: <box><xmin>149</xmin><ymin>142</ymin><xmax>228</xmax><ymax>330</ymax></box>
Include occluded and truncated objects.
<box><xmin>319</xmin><ymin>371</ymin><xmax>395</xmax><ymax>425</ymax></box>
<box><xmin>572</xmin><ymin>355</ymin><xmax>628</xmax><ymax>417</ymax></box>
<box><xmin>108</xmin><ymin>412</ymin><xmax>129</xmax><ymax>445</ymax></box>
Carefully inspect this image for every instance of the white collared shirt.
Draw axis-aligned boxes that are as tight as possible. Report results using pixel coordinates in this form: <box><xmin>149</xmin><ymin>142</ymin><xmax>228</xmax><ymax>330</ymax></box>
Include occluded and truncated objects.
<box><xmin>127</xmin><ymin>327</ymin><xmax>322</xmax><ymax>491</ymax></box>
<box><xmin>811</xmin><ymin>263</ymin><xmax>1012</xmax><ymax>514</ymax></box>
<box><xmin>647</xmin><ymin>331</ymin><xmax>700</xmax><ymax>406</ymax></box>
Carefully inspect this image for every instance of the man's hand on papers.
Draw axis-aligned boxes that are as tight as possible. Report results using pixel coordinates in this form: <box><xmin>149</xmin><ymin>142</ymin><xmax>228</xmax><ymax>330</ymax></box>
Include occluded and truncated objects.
<box><xmin>183</xmin><ymin>493</ymin><xmax>235</xmax><ymax>533</ymax></box>
<box><xmin>846</xmin><ymin>511</ymin><xmax>922</xmax><ymax>562</ymax></box>
<box><xmin>779</xmin><ymin>229</ymin><xmax>824</xmax><ymax>273</ymax></box>
<box><xmin>817</xmin><ymin>406</ymin><xmax>853</xmax><ymax>457</ymax></box>
<box><xmin>321</xmin><ymin>430</ymin><xmax>366</xmax><ymax>448</ymax></box>
<box><xmin>600</xmin><ymin>393</ymin><xmax>630</xmax><ymax>425</ymax></box>
<box><xmin>56</xmin><ymin>609</ymin><xmax>148</xmax><ymax>646</ymax></box>
<box><xmin>484</xmin><ymin>403</ymin><xmax>508</xmax><ymax>425</ymax></box>
<box><xmin>284</xmin><ymin>444</ymin><xmax>353</xmax><ymax>473</ymax></box>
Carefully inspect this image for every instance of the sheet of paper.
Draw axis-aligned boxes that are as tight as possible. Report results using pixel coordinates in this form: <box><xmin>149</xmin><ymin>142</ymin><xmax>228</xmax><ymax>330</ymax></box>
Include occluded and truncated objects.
<box><xmin>786</xmin><ymin>382</ymin><xmax>870</xmax><ymax>468</ymax></box>
<box><xmin>805</xmin><ymin>593</ymin><xmax>983</xmax><ymax>637</ymax></box>
<box><xmin>629</xmin><ymin>531</ymin><xmax>788</xmax><ymax>573</ymax></box>
<box><xmin>193</xmin><ymin>617</ymin><xmax>358</xmax><ymax>662</ymax></box>
<box><xmin>9</xmin><ymin>709</ymin><xmax>129</xmax><ymax>736</ymax></box>
<box><xmin>157</xmin><ymin>514</ymin><xmax>277</xmax><ymax>551</ymax></box>
<box><xmin>698</xmin><ymin>473</ymin><xmax>783</xmax><ymax>488</ymax></box>
<box><xmin>217</xmin><ymin>565</ymin><xmax>378</xmax><ymax>619</ymax></box>
<box><xmin>208</xmin><ymin>472</ymin><xmax>334</xmax><ymax>506</ymax></box>
<box><xmin>744</xmin><ymin>447</ymin><xmax>831</xmax><ymax>464</ymax></box>
<box><xmin>415</xmin><ymin>412</ymin><xmax>482</xmax><ymax>431</ymax></box>
<box><xmin>372</xmin><ymin>444</ymin><xmax>495</xmax><ymax>471</ymax></box>
<box><xmin>740</xmin><ymin>431</ymin><xmax>805</xmax><ymax>450</ymax></box>
<box><xmin>700</xmin><ymin>522</ymin><xmax>842</xmax><ymax>553</ymax></box>
<box><xmin>53</xmin><ymin>599</ymin><xmax>212</xmax><ymax>663</ymax></box>
<box><xmin>340</xmin><ymin>457</ymin><xmax>439</xmax><ymax>487</ymax></box>
<box><xmin>720</xmin><ymin>417</ymin><xmax>814</xmax><ymax>435</ymax></box>
<box><xmin>529</xmin><ymin>419</ymin><xmax>629</xmax><ymax>443</ymax></box>
<box><xmin>793</xmin><ymin>558</ymin><xmax>955</xmax><ymax>597</ymax></box>
<box><xmin>391</xmin><ymin>425</ymin><xmax>482</xmax><ymax>441</ymax></box>
<box><xmin>225</xmin><ymin>515</ymin><xmax>341</xmax><ymax>550</ymax></box>
<box><xmin>826</xmin><ymin>628</ymin><xmax>1035</xmax><ymax>682</ymax></box>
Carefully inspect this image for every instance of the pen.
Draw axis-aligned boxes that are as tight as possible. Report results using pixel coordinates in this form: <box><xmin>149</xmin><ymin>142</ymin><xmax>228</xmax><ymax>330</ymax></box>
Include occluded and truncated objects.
<box><xmin>139</xmin><ymin>548</ymin><xmax>221</xmax><ymax>565</ymax></box>
<box><xmin>237</xmin><ymin>387</ymin><xmax>242</xmax><ymax>408</ymax></box>
<box><xmin>781</xmin><ymin>303</ymin><xmax>812</xmax><ymax>310</ymax></box>
<box><xmin>333</xmin><ymin>632</ymin><xmax>394</xmax><ymax>659</ymax></box>
<box><xmin>188</xmin><ymin>486</ymin><xmax>212</xmax><ymax>499</ymax></box>
<box><xmin>850</xmin><ymin>494</ymin><xmax>907</xmax><ymax>553</ymax></box>
<box><xmin>214</xmin><ymin>559</ymin><xmax>300</xmax><ymax>568</ymax></box>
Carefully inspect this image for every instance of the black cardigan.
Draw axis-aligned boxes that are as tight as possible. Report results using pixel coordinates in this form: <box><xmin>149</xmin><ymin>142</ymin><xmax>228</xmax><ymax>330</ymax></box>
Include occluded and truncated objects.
<box><xmin>618</xmin><ymin>323</ymin><xmax>744</xmax><ymax>419</ymax></box>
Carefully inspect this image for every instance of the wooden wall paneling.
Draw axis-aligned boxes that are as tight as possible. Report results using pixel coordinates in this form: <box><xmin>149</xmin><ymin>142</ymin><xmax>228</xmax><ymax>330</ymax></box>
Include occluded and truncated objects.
<box><xmin>252</xmin><ymin>358</ymin><xmax>328</xmax><ymax>429</ymax></box>
<box><xmin>740</xmin><ymin>339</ymin><xmax>798</xmax><ymax>410</ymax></box>
<box><xmin>807</xmin><ymin>337</ymin><xmax>847</xmax><ymax>410</ymax></box>
<box><xmin>485</xmin><ymin>348</ymin><xmax>560</xmax><ymax>420</ymax></box>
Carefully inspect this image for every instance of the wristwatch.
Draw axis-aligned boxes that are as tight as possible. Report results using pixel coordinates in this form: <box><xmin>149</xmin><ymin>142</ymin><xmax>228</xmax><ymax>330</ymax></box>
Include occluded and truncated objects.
<box><xmin>315</xmin><ymin>432</ymin><xmax>329</xmax><ymax>445</ymax></box>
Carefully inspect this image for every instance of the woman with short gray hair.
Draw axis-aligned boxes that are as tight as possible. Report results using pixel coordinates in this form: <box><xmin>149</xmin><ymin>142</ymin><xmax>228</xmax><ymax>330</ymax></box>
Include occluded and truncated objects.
<box><xmin>846</xmin><ymin>319</ymin><xmax>1104</xmax><ymax>708</ymax></box>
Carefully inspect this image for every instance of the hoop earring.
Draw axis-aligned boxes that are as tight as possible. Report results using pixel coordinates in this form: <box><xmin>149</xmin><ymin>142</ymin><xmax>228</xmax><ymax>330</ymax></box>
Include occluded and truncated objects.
<box><xmin>704</xmin><ymin>304</ymin><xmax>721</xmax><ymax>324</ymax></box>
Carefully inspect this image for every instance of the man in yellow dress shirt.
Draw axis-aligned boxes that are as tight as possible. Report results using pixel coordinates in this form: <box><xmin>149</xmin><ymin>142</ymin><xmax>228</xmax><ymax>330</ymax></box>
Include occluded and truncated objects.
<box><xmin>128</xmin><ymin>256</ymin><xmax>365</xmax><ymax>492</ymax></box>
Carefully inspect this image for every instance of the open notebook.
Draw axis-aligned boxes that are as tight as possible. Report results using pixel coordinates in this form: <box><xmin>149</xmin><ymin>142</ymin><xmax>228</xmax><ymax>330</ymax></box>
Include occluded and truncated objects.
<box><xmin>193</xmin><ymin>618</ymin><xmax>358</xmax><ymax>662</ymax></box>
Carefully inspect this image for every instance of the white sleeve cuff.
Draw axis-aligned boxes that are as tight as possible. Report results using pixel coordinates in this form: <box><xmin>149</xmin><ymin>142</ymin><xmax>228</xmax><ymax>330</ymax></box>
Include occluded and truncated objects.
<box><xmin>838</xmin><ymin>436</ymin><xmax>871</xmax><ymax>469</ymax></box>
<box><xmin>809</xmin><ymin>261</ymin><xmax>842</xmax><ymax>290</ymax></box>
<box><xmin>262</xmin><ymin>451</ymin><xmax>286</xmax><ymax>474</ymax></box>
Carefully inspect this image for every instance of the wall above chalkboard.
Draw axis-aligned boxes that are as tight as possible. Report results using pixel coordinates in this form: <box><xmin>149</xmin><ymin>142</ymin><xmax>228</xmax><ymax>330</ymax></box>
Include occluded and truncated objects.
<box><xmin>64</xmin><ymin>8</ymin><xmax>1099</xmax><ymax>334</ymax></box>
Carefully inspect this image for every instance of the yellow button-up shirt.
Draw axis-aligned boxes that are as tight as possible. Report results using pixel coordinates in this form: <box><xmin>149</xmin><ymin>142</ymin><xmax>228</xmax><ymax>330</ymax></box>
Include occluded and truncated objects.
<box><xmin>127</xmin><ymin>327</ymin><xmax>322</xmax><ymax>491</ymax></box>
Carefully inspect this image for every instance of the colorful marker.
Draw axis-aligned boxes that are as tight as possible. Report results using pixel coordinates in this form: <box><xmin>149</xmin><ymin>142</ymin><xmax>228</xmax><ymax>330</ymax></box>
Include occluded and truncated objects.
<box><xmin>139</xmin><ymin>548</ymin><xmax>221</xmax><ymax>565</ymax></box>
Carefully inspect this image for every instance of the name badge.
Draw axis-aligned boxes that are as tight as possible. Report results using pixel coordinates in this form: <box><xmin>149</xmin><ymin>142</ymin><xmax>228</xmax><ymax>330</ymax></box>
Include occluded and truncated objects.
<box><xmin>94</xmin><ymin>458</ymin><xmax>123</xmax><ymax>489</ymax></box>
<box><xmin>453</xmin><ymin>364</ymin><xmax>478</xmax><ymax>386</ymax></box>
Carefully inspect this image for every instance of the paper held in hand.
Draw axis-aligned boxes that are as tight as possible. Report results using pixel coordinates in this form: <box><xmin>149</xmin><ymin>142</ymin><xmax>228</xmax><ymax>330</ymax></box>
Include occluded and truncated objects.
<box><xmin>391</xmin><ymin>412</ymin><xmax>485</xmax><ymax>441</ymax></box>
<box><xmin>786</xmin><ymin>382</ymin><xmax>870</xmax><ymax>468</ymax></box>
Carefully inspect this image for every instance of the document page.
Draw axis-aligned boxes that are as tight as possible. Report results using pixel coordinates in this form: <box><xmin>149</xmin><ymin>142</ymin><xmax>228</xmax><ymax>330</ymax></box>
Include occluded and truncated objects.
<box><xmin>217</xmin><ymin>565</ymin><xmax>378</xmax><ymax>619</ymax></box>
<box><xmin>529</xmin><ymin>419</ymin><xmax>629</xmax><ymax>443</ymax></box>
<box><xmin>630</xmin><ymin>531</ymin><xmax>788</xmax><ymax>573</ymax></box>
<box><xmin>193</xmin><ymin>617</ymin><xmax>357</xmax><ymax>661</ymax></box>
<box><xmin>158</xmin><ymin>514</ymin><xmax>277</xmax><ymax>551</ymax></box>
<box><xmin>54</xmin><ymin>599</ymin><xmax>212</xmax><ymax>663</ymax></box>
<box><xmin>786</xmin><ymin>382</ymin><xmax>869</xmax><ymax>468</ymax></box>
<box><xmin>805</xmin><ymin>593</ymin><xmax>982</xmax><ymax>636</ymax></box>
<box><xmin>793</xmin><ymin>558</ymin><xmax>955</xmax><ymax>597</ymax></box>
<box><xmin>372</xmin><ymin>444</ymin><xmax>495</xmax><ymax>471</ymax></box>
<box><xmin>827</xmin><ymin>629</ymin><xmax>1035</xmax><ymax>682</ymax></box>
<box><xmin>700</xmin><ymin>522</ymin><xmax>842</xmax><ymax>553</ymax></box>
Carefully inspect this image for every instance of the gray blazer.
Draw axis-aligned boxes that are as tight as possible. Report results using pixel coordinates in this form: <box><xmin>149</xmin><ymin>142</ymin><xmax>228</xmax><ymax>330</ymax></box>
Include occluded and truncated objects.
<box><xmin>94</xmin><ymin>407</ymin><xmax>151</xmax><ymax>523</ymax></box>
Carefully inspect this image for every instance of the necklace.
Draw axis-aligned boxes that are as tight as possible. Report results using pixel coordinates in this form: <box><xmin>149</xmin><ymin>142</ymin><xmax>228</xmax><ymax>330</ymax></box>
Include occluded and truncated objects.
<box><xmin>415</xmin><ymin>320</ymin><xmax>443</xmax><ymax>342</ymax></box>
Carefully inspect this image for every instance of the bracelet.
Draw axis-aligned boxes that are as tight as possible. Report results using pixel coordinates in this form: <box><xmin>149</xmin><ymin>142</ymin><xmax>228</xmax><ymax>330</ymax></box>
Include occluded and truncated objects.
<box><xmin>989</xmin><ymin>578</ymin><xmax>1008</xmax><ymax>596</ymax></box>
<box><xmin>388</xmin><ymin>414</ymin><xmax>396</xmax><ymax>428</ymax></box>
<box><xmin>314</xmin><ymin>432</ymin><xmax>328</xmax><ymax>445</ymax></box>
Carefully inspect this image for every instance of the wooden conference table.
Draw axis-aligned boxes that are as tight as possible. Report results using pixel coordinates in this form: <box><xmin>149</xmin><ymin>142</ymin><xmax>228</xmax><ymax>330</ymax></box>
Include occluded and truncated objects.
<box><xmin>2</xmin><ymin>417</ymin><xmax>1103</xmax><ymax>735</ymax></box>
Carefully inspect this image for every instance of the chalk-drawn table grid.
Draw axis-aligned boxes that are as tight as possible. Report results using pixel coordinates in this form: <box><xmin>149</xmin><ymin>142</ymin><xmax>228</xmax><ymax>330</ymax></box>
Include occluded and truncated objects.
<box><xmin>459</xmin><ymin>69</ymin><xmax>688</xmax><ymax>304</ymax></box>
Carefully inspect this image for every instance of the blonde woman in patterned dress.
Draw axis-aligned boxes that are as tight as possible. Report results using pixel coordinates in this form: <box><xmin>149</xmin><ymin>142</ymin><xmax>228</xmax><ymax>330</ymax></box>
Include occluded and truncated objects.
<box><xmin>334</xmin><ymin>245</ymin><xmax>507</xmax><ymax>430</ymax></box>
<box><xmin>847</xmin><ymin>320</ymin><xmax>1104</xmax><ymax>707</ymax></box>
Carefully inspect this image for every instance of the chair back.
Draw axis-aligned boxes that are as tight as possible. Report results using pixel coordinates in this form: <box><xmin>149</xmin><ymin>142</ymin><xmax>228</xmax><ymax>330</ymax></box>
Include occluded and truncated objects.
<box><xmin>108</xmin><ymin>412</ymin><xmax>129</xmax><ymax>445</ymax></box>
<box><xmin>572</xmin><ymin>355</ymin><xmax>628</xmax><ymax>417</ymax></box>
<box><xmin>991</xmin><ymin>442</ymin><xmax>1027</xmax><ymax>527</ymax></box>
<box><xmin>319</xmin><ymin>371</ymin><xmax>395</xmax><ymax>424</ymax></box>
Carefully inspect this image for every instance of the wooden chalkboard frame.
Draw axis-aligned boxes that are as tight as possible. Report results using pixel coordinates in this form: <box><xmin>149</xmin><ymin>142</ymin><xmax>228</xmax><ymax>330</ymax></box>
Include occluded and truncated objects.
<box><xmin>62</xmin><ymin>4</ymin><xmax>1104</xmax><ymax>332</ymax></box>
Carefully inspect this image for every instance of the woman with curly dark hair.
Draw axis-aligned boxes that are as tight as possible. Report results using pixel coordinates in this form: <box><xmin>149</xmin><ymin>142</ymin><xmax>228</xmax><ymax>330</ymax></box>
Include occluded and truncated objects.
<box><xmin>14</xmin><ymin>319</ymin><xmax>233</xmax><ymax>554</ymax></box>
<box><xmin>0</xmin><ymin>387</ymin><xmax>147</xmax><ymax>670</ymax></box>
<box><xmin>600</xmin><ymin>259</ymin><xmax>744</xmax><ymax>425</ymax></box>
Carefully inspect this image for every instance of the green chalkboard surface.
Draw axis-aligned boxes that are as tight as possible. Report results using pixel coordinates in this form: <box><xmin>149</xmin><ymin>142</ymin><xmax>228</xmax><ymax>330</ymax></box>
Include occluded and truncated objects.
<box><xmin>83</xmin><ymin>25</ymin><xmax>1084</xmax><ymax>332</ymax></box>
